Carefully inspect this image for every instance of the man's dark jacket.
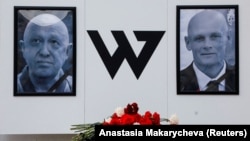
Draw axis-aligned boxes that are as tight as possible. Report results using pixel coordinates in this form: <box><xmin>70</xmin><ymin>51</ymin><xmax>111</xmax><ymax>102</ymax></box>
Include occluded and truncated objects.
<box><xmin>179</xmin><ymin>63</ymin><xmax>236</xmax><ymax>93</ymax></box>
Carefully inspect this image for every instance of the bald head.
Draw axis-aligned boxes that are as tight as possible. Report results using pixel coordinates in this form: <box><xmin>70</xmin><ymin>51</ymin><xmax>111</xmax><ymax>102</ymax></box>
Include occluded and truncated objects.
<box><xmin>187</xmin><ymin>10</ymin><xmax>228</xmax><ymax>36</ymax></box>
<box><xmin>23</xmin><ymin>13</ymin><xmax>69</xmax><ymax>43</ymax></box>
<box><xmin>29</xmin><ymin>13</ymin><xmax>62</xmax><ymax>26</ymax></box>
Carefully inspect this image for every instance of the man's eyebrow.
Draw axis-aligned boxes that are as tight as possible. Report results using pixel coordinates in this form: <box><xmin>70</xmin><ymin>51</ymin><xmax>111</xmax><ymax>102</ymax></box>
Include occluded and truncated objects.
<box><xmin>193</xmin><ymin>34</ymin><xmax>204</xmax><ymax>39</ymax></box>
<box><xmin>211</xmin><ymin>32</ymin><xmax>222</xmax><ymax>34</ymax></box>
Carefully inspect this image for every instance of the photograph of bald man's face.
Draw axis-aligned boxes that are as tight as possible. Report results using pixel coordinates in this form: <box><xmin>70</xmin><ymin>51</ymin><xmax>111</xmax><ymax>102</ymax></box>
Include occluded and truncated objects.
<box><xmin>176</xmin><ymin>5</ymin><xmax>239</xmax><ymax>95</ymax></box>
<box><xmin>14</xmin><ymin>7</ymin><xmax>76</xmax><ymax>96</ymax></box>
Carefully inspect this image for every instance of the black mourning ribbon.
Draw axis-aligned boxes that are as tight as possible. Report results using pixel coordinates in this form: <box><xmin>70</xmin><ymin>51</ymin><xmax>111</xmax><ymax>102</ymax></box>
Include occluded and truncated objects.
<box><xmin>47</xmin><ymin>69</ymin><xmax>71</xmax><ymax>93</ymax></box>
<box><xmin>205</xmin><ymin>81</ymin><xmax>219</xmax><ymax>91</ymax></box>
<box><xmin>205</xmin><ymin>72</ymin><xmax>228</xmax><ymax>92</ymax></box>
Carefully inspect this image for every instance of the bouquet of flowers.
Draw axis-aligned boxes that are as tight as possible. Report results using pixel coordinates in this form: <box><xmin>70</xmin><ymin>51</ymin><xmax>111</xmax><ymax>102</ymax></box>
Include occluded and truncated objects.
<box><xmin>71</xmin><ymin>102</ymin><xmax>179</xmax><ymax>141</ymax></box>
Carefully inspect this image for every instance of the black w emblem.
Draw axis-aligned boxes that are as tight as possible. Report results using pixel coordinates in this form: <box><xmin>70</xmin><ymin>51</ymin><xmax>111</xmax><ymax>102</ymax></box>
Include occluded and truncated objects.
<box><xmin>87</xmin><ymin>31</ymin><xmax>165</xmax><ymax>79</ymax></box>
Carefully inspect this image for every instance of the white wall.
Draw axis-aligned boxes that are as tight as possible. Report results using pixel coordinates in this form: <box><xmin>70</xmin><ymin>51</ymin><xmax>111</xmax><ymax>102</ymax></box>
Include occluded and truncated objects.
<box><xmin>84</xmin><ymin>0</ymin><xmax>168</xmax><ymax>124</ymax></box>
<box><xmin>167</xmin><ymin>0</ymin><xmax>250</xmax><ymax>124</ymax></box>
<box><xmin>0</xmin><ymin>0</ymin><xmax>250</xmax><ymax>140</ymax></box>
<box><xmin>0</xmin><ymin>0</ymin><xmax>85</xmax><ymax>135</ymax></box>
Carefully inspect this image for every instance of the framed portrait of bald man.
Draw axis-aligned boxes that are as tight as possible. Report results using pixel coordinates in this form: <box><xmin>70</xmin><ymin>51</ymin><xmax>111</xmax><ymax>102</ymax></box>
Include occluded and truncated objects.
<box><xmin>14</xmin><ymin>6</ymin><xmax>76</xmax><ymax>96</ymax></box>
<box><xmin>176</xmin><ymin>5</ymin><xmax>239</xmax><ymax>95</ymax></box>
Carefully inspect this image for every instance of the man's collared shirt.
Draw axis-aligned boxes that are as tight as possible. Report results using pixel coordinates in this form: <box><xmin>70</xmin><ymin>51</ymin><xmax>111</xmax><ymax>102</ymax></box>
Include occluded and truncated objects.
<box><xmin>193</xmin><ymin>61</ymin><xmax>226</xmax><ymax>91</ymax></box>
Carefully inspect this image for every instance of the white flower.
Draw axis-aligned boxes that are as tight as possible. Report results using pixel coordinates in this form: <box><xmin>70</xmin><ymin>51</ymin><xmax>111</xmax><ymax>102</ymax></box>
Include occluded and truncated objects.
<box><xmin>104</xmin><ymin>117</ymin><xmax>112</xmax><ymax>123</ymax></box>
<box><xmin>115</xmin><ymin>107</ymin><xmax>124</xmax><ymax>117</ymax></box>
<box><xmin>169</xmin><ymin>114</ymin><xmax>179</xmax><ymax>125</ymax></box>
<box><xmin>133</xmin><ymin>122</ymin><xmax>140</xmax><ymax>125</ymax></box>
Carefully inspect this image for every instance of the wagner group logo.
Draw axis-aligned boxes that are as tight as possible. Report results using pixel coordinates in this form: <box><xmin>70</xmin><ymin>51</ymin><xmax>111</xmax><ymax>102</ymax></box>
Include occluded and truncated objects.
<box><xmin>87</xmin><ymin>30</ymin><xmax>165</xmax><ymax>79</ymax></box>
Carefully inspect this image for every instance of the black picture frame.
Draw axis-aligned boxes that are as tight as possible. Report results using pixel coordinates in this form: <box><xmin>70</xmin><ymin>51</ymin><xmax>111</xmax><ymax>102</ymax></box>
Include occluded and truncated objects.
<box><xmin>14</xmin><ymin>6</ymin><xmax>76</xmax><ymax>96</ymax></box>
<box><xmin>176</xmin><ymin>5</ymin><xmax>239</xmax><ymax>95</ymax></box>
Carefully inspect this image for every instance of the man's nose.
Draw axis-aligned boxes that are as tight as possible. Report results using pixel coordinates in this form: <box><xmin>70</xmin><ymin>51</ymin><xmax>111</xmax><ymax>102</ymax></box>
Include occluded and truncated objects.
<box><xmin>39</xmin><ymin>42</ymin><xmax>50</xmax><ymax>56</ymax></box>
<box><xmin>204</xmin><ymin>38</ymin><xmax>213</xmax><ymax>48</ymax></box>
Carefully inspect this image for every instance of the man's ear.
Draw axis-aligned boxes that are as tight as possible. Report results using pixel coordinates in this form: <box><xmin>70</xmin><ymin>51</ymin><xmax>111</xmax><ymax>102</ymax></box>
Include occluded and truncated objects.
<box><xmin>66</xmin><ymin>43</ymin><xmax>73</xmax><ymax>62</ymax></box>
<box><xmin>66</xmin><ymin>43</ymin><xmax>73</xmax><ymax>56</ymax></box>
<box><xmin>19</xmin><ymin>40</ymin><xmax>25</xmax><ymax>51</ymax></box>
<box><xmin>184</xmin><ymin>36</ymin><xmax>191</xmax><ymax>51</ymax></box>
